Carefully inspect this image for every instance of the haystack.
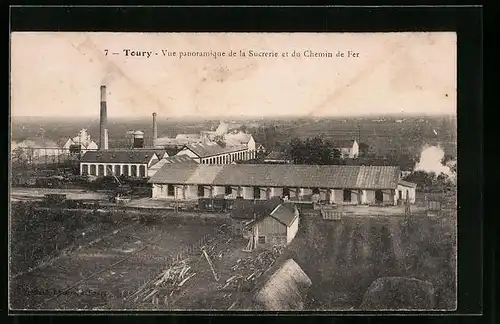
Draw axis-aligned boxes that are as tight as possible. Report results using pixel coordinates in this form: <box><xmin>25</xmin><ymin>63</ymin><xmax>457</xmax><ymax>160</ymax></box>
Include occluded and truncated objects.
<box><xmin>253</xmin><ymin>259</ymin><xmax>312</xmax><ymax>311</ymax></box>
<box><xmin>360</xmin><ymin>277</ymin><xmax>436</xmax><ymax>310</ymax></box>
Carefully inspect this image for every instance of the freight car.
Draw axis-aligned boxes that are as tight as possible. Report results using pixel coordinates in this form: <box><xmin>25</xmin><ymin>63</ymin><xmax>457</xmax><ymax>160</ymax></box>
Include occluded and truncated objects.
<box><xmin>198</xmin><ymin>197</ymin><xmax>235</xmax><ymax>212</ymax></box>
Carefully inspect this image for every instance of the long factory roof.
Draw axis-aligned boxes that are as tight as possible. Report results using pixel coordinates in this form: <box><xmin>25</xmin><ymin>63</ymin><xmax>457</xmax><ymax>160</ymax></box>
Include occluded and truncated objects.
<box><xmin>148</xmin><ymin>164</ymin><xmax>402</xmax><ymax>189</ymax></box>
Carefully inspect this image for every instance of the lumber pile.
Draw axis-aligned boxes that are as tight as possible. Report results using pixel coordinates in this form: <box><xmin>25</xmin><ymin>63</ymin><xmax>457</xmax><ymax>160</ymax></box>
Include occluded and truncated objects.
<box><xmin>218</xmin><ymin>246</ymin><xmax>284</xmax><ymax>293</ymax></box>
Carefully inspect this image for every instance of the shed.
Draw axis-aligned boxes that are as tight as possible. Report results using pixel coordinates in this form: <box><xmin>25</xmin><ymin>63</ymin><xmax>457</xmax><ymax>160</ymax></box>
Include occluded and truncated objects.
<box><xmin>245</xmin><ymin>202</ymin><xmax>300</xmax><ymax>249</ymax></box>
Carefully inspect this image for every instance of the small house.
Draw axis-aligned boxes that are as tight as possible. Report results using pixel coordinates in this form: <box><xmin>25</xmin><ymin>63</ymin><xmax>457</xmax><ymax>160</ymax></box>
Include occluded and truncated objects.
<box><xmin>397</xmin><ymin>180</ymin><xmax>417</xmax><ymax>204</ymax></box>
<box><xmin>333</xmin><ymin>139</ymin><xmax>359</xmax><ymax>159</ymax></box>
<box><xmin>245</xmin><ymin>202</ymin><xmax>300</xmax><ymax>250</ymax></box>
<box><xmin>230</xmin><ymin>198</ymin><xmax>282</xmax><ymax>236</ymax></box>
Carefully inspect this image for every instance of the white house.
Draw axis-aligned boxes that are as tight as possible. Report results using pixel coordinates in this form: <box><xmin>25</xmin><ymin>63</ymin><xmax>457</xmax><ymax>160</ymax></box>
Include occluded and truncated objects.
<box><xmin>334</xmin><ymin>139</ymin><xmax>359</xmax><ymax>159</ymax></box>
<box><xmin>224</xmin><ymin>131</ymin><xmax>257</xmax><ymax>153</ymax></box>
<box><xmin>11</xmin><ymin>138</ymin><xmax>65</xmax><ymax>164</ymax></box>
<box><xmin>396</xmin><ymin>180</ymin><xmax>417</xmax><ymax>204</ymax></box>
<box><xmin>62</xmin><ymin>129</ymin><xmax>98</xmax><ymax>153</ymax></box>
<box><xmin>80</xmin><ymin>149</ymin><xmax>164</xmax><ymax>178</ymax></box>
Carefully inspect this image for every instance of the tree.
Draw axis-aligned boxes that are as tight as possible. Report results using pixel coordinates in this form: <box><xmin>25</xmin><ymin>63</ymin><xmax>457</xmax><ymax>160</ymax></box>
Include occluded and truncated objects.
<box><xmin>288</xmin><ymin>136</ymin><xmax>344</xmax><ymax>165</ymax></box>
<box><xmin>359</xmin><ymin>142</ymin><xmax>370</xmax><ymax>157</ymax></box>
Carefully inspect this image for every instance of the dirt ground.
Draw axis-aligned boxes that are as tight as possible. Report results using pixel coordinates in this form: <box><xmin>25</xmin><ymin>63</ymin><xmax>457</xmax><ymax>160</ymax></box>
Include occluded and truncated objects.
<box><xmin>108</xmin><ymin>227</ymin><xmax>281</xmax><ymax>311</ymax></box>
<box><xmin>9</xmin><ymin>219</ymin><xmax>219</xmax><ymax>310</ymax></box>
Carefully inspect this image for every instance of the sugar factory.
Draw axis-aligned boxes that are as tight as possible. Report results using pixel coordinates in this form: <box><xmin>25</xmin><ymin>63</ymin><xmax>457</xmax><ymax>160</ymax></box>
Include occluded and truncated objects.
<box><xmin>10</xmin><ymin>84</ymin><xmax>455</xmax><ymax>313</ymax></box>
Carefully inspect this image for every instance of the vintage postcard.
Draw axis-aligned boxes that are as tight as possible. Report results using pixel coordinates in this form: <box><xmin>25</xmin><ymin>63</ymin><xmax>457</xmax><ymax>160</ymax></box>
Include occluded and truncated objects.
<box><xmin>9</xmin><ymin>32</ymin><xmax>457</xmax><ymax>311</ymax></box>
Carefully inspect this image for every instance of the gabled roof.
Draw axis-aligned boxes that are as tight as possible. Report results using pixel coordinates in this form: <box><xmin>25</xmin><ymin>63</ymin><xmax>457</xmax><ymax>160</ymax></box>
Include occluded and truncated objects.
<box><xmin>224</xmin><ymin>132</ymin><xmax>252</xmax><ymax>146</ymax></box>
<box><xmin>13</xmin><ymin>138</ymin><xmax>59</xmax><ymax>148</ymax></box>
<box><xmin>148</xmin><ymin>154</ymin><xmax>198</xmax><ymax>177</ymax></box>
<box><xmin>80</xmin><ymin>150</ymin><xmax>160</xmax><ymax>164</ymax></box>
<box><xmin>398</xmin><ymin>180</ymin><xmax>417</xmax><ymax>188</ymax></box>
<box><xmin>182</xmin><ymin>142</ymin><xmax>248</xmax><ymax>158</ymax></box>
<box><xmin>231</xmin><ymin>198</ymin><xmax>282</xmax><ymax>220</ymax></box>
<box><xmin>149</xmin><ymin>164</ymin><xmax>402</xmax><ymax>189</ymax></box>
<box><xmin>270</xmin><ymin>203</ymin><xmax>298</xmax><ymax>227</ymax></box>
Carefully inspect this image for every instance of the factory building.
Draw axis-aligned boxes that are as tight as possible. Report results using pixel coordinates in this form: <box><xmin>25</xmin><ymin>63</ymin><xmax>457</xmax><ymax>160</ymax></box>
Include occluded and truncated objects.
<box><xmin>80</xmin><ymin>150</ymin><xmax>164</xmax><ymax>178</ymax></box>
<box><xmin>175</xmin><ymin>142</ymin><xmax>256</xmax><ymax>164</ymax></box>
<box><xmin>147</xmin><ymin>154</ymin><xmax>198</xmax><ymax>177</ymax></box>
<box><xmin>148</xmin><ymin>164</ymin><xmax>416</xmax><ymax>206</ymax></box>
<box><xmin>62</xmin><ymin>128</ymin><xmax>98</xmax><ymax>153</ymax></box>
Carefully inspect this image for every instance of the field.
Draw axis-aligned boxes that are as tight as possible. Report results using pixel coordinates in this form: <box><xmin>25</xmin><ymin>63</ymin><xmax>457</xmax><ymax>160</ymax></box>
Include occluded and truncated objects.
<box><xmin>276</xmin><ymin>207</ymin><xmax>457</xmax><ymax>310</ymax></box>
<box><xmin>9</xmin><ymin>204</ymin><xmax>226</xmax><ymax>310</ymax></box>
<box><xmin>11</xmin><ymin>115</ymin><xmax>456</xmax><ymax>158</ymax></box>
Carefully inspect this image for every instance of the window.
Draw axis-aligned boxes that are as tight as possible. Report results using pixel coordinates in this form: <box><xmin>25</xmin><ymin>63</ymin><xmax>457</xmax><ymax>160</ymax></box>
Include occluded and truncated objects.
<box><xmin>258</xmin><ymin>236</ymin><xmax>266</xmax><ymax>244</ymax></box>
<box><xmin>225</xmin><ymin>186</ymin><xmax>232</xmax><ymax>195</ymax></box>
<box><xmin>254</xmin><ymin>186</ymin><xmax>261</xmax><ymax>199</ymax></box>
<box><xmin>122</xmin><ymin>166</ymin><xmax>129</xmax><ymax>176</ymax></box>
<box><xmin>89</xmin><ymin>164</ymin><xmax>96</xmax><ymax>175</ymax></box>
<box><xmin>282</xmin><ymin>187</ymin><xmax>290</xmax><ymax>198</ymax></box>
<box><xmin>139</xmin><ymin>165</ymin><xmax>146</xmax><ymax>178</ymax></box>
<box><xmin>198</xmin><ymin>185</ymin><xmax>205</xmax><ymax>197</ymax></box>
<box><xmin>343</xmin><ymin>189</ymin><xmax>352</xmax><ymax>202</ymax></box>
<box><xmin>131</xmin><ymin>165</ymin><xmax>137</xmax><ymax>177</ymax></box>
<box><xmin>167</xmin><ymin>184</ymin><xmax>175</xmax><ymax>196</ymax></box>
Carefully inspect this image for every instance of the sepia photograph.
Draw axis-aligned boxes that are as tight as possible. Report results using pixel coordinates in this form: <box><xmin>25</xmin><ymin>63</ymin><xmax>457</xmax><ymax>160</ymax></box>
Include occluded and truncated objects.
<box><xmin>9</xmin><ymin>31</ymin><xmax>457</xmax><ymax>312</ymax></box>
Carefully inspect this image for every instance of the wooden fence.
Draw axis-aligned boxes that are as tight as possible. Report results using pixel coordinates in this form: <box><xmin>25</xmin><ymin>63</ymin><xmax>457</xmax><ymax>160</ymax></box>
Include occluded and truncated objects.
<box><xmin>321</xmin><ymin>209</ymin><xmax>344</xmax><ymax>221</ymax></box>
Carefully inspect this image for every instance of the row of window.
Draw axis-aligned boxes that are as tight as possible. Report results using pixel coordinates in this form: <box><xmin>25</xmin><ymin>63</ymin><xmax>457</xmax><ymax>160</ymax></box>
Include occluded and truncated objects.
<box><xmin>160</xmin><ymin>185</ymin><xmax>398</xmax><ymax>203</ymax></box>
<box><xmin>200</xmin><ymin>151</ymin><xmax>254</xmax><ymax>164</ymax></box>
<box><xmin>81</xmin><ymin>164</ymin><xmax>147</xmax><ymax>178</ymax></box>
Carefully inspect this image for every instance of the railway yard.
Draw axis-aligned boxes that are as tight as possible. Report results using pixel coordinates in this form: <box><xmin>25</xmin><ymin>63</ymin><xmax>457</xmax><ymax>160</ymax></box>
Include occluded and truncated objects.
<box><xmin>9</xmin><ymin>184</ymin><xmax>457</xmax><ymax>311</ymax></box>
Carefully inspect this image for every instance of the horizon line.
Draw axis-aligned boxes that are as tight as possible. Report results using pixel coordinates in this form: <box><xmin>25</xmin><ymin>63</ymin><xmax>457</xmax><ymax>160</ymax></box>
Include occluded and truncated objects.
<box><xmin>11</xmin><ymin>112</ymin><xmax>456</xmax><ymax>119</ymax></box>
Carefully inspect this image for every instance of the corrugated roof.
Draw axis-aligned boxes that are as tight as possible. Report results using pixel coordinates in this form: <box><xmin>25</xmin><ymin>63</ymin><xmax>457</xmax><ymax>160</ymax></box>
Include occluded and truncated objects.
<box><xmin>149</xmin><ymin>164</ymin><xmax>401</xmax><ymax>189</ymax></box>
<box><xmin>148</xmin><ymin>154</ymin><xmax>198</xmax><ymax>177</ymax></box>
<box><xmin>270</xmin><ymin>203</ymin><xmax>298</xmax><ymax>227</ymax></box>
<box><xmin>81</xmin><ymin>150</ymin><xmax>160</xmax><ymax>164</ymax></box>
<box><xmin>183</xmin><ymin>142</ymin><xmax>247</xmax><ymax>158</ymax></box>
<box><xmin>149</xmin><ymin>154</ymin><xmax>197</xmax><ymax>169</ymax></box>
<box><xmin>231</xmin><ymin>198</ymin><xmax>282</xmax><ymax>220</ymax></box>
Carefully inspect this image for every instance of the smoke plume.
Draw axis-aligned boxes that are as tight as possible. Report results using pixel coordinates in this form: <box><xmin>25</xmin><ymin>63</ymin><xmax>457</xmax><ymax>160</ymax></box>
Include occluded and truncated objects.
<box><xmin>415</xmin><ymin>145</ymin><xmax>455</xmax><ymax>179</ymax></box>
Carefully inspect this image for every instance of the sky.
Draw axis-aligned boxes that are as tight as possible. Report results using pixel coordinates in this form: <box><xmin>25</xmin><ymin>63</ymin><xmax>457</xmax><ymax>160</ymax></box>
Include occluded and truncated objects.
<box><xmin>10</xmin><ymin>32</ymin><xmax>457</xmax><ymax>118</ymax></box>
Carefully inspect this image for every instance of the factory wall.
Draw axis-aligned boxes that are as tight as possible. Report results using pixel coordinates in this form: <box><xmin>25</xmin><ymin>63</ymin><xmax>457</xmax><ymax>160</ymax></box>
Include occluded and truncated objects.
<box><xmin>150</xmin><ymin>181</ymin><xmax>399</xmax><ymax>206</ymax></box>
<box><xmin>81</xmin><ymin>162</ymin><xmax>148</xmax><ymax>178</ymax></box>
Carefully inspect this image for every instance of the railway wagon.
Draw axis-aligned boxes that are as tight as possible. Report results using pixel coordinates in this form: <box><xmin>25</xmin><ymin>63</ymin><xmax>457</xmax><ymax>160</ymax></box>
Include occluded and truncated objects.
<box><xmin>198</xmin><ymin>198</ymin><xmax>235</xmax><ymax>212</ymax></box>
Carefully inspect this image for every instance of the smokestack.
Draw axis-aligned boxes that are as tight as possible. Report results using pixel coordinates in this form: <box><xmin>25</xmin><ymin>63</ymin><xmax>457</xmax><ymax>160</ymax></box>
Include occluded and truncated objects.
<box><xmin>99</xmin><ymin>85</ymin><xmax>109</xmax><ymax>150</ymax></box>
<box><xmin>152</xmin><ymin>112</ymin><xmax>158</xmax><ymax>144</ymax></box>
